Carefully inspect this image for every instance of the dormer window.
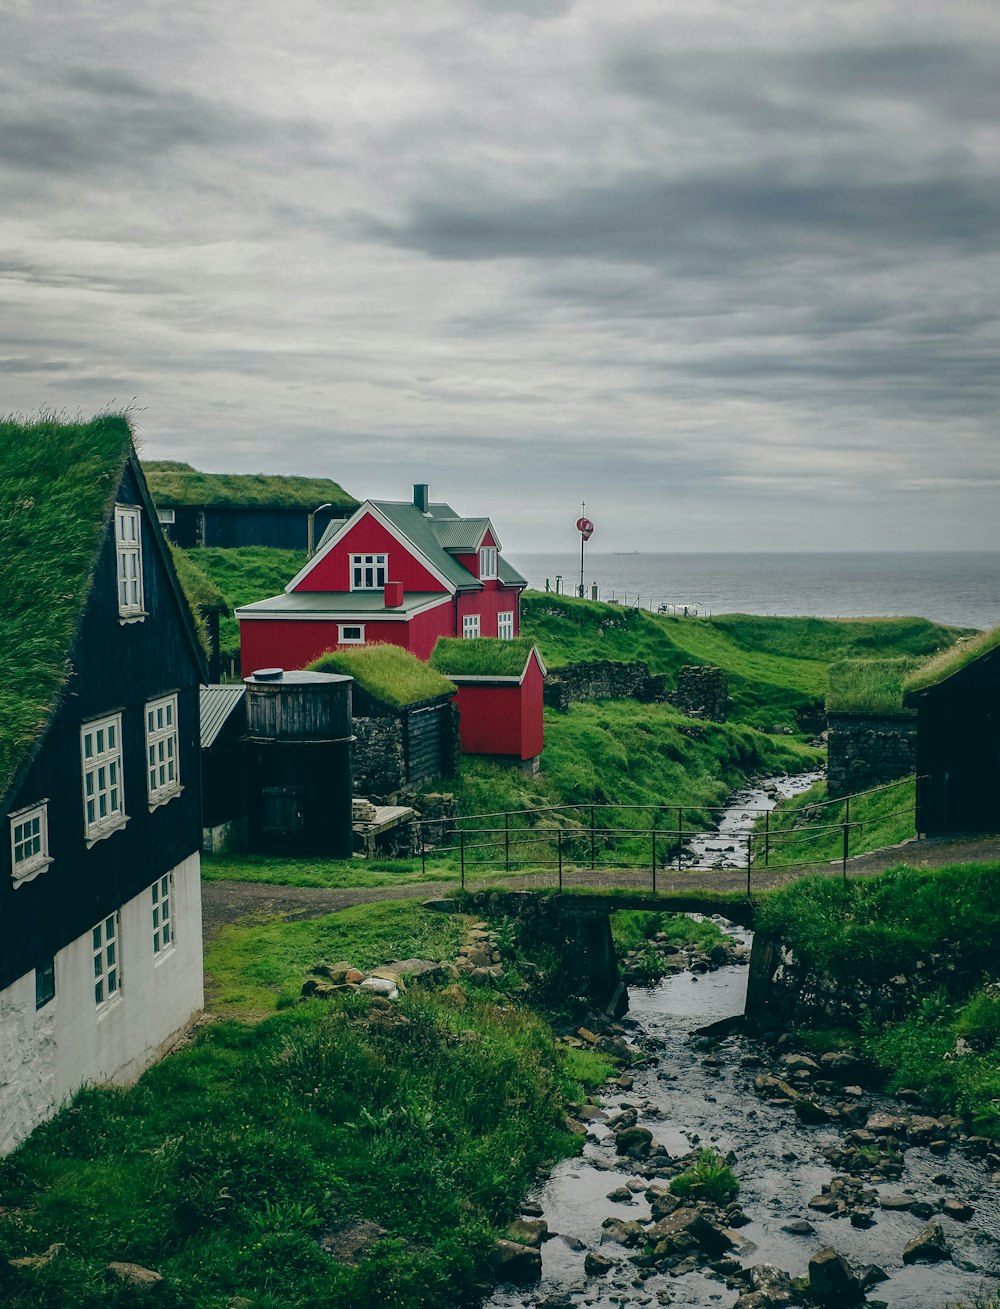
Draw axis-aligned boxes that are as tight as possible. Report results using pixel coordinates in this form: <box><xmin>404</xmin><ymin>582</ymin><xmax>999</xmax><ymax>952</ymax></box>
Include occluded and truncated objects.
<box><xmin>115</xmin><ymin>504</ymin><xmax>145</xmax><ymax>619</ymax></box>
<box><xmin>479</xmin><ymin>546</ymin><xmax>497</xmax><ymax>580</ymax></box>
<box><xmin>350</xmin><ymin>553</ymin><xmax>388</xmax><ymax>590</ymax></box>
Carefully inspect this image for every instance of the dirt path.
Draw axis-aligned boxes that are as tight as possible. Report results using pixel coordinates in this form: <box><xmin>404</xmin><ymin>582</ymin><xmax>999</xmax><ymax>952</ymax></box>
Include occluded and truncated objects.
<box><xmin>200</xmin><ymin>831</ymin><xmax>1000</xmax><ymax>944</ymax></box>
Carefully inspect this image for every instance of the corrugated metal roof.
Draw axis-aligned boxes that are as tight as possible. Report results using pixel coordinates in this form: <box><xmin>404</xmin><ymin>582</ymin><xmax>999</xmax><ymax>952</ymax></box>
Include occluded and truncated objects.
<box><xmin>236</xmin><ymin>591</ymin><xmax>449</xmax><ymax>617</ymax></box>
<box><xmin>200</xmin><ymin>684</ymin><xmax>246</xmax><ymax>749</ymax></box>
<box><xmin>498</xmin><ymin>555</ymin><xmax>528</xmax><ymax>587</ymax></box>
<box><xmin>430</xmin><ymin>517</ymin><xmax>492</xmax><ymax>552</ymax></box>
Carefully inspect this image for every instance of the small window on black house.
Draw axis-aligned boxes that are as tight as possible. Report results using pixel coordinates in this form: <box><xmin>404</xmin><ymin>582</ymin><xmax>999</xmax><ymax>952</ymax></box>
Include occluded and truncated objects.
<box><xmin>35</xmin><ymin>959</ymin><xmax>55</xmax><ymax>1009</ymax></box>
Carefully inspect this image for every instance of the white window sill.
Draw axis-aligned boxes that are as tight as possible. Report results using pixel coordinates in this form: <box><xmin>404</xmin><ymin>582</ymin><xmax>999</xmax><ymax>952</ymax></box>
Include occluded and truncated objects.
<box><xmin>84</xmin><ymin>815</ymin><xmax>128</xmax><ymax>848</ymax></box>
<box><xmin>148</xmin><ymin>785</ymin><xmax>184</xmax><ymax>813</ymax></box>
<box><xmin>96</xmin><ymin>994</ymin><xmax>123</xmax><ymax>1019</ymax></box>
<box><xmin>11</xmin><ymin>856</ymin><xmax>53</xmax><ymax>888</ymax></box>
<box><xmin>153</xmin><ymin>945</ymin><xmax>176</xmax><ymax>967</ymax></box>
<box><xmin>118</xmin><ymin>611</ymin><xmax>148</xmax><ymax>626</ymax></box>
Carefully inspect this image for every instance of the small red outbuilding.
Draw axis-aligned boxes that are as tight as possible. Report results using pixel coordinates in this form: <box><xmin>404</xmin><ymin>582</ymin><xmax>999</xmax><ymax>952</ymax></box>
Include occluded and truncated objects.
<box><xmin>430</xmin><ymin>638</ymin><xmax>546</xmax><ymax>769</ymax></box>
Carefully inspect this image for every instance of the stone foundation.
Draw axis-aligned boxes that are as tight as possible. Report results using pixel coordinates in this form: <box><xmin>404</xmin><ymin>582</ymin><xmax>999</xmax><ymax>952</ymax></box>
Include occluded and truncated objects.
<box><xmin>826</xmin><ymin>713</ymin><xmax>917</xmax><ymax>798</ymax></box>
<box><xmin>543</xmin><ymin>660</ymin><xmax>667</xmax><ymax>711</ymax></box>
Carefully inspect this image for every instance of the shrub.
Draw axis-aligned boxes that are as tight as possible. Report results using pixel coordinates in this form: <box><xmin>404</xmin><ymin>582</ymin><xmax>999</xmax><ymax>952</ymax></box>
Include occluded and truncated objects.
<box><xmin>669</xmin><ymin>1150</ymin><xmax>739</xmax><ymax>1204</ymax></box>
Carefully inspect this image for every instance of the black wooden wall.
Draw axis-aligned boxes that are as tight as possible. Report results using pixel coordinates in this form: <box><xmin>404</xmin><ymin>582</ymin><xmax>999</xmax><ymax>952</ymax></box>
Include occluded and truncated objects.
<box><xmin>163</xmin><ymin>505</ymin><xmax>346</xmax><ymax>550</ymax></box>
<box><xmin>916</xmin><ymin>652</ymin><xmax>1000</xmax><ymax>835</ymax></box>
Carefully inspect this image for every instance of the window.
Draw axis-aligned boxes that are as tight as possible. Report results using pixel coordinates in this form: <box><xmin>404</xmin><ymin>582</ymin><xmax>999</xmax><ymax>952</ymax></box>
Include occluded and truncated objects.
<box><xmin>497</xmin><ymin>611</ymin><xmax>514</xmax><ymax>640</ymax></box>
<box><xmin>479</xmin><ymin>546</ymin><xmax>498</xmax><ymax>580</ymax></box>
<box><xmin>81</xmin><ymin>714</ymin><xmax>125</xmax><ymax>843</ymax></box>
<box><xmin>10</xmin><ymin>801</ymin><xmax>51</xmax><ymax>884</ymax></box>
<box><xmin>146</xmin><ymin>694</ymin><xmax>180</xmax><ymax>807</ymax></box>
<box><xmin>35</xmin><ymin>960</ymin><xmax>55</xmax><ymax>1009</ymax></box>
<box><xmin>156</xmin><ymin>507</ymin><xmax>176</xmax><ymax>525</ymax></box>
<box><xmin>152</xmin><ymin>874</ymin><xmax>174</xmax><ymax>955</ymax></box>
<box><xmin>93</xmin><ymin>914</ymin><xmax>121</xmax><ymax>1007</ymax></box>
<box><xmin>338</xmin><ymin>624</ymin><xmax>366</xmax><ymax>644</ymax></box>
<box><xmin>350</xmin><ymin>554</ymin><xmax>387</xmax><ymax>589</ymax></box>
<box><xmin>115</xmin><ymin>505</ymin><xmax>145</xmax><ymax>618</ymax></box>
<box><xmin>462</xmin><ymin>614</ymin><xmax>480</xmax><ymax>639</ymax></box>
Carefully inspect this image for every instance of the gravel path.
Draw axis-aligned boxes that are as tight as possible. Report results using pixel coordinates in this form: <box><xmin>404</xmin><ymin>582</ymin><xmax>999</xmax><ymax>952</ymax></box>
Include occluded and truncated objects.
<box><xmin>200</xmin><ymin>831</ymin><xmax>1000</xmax><ymax>944</ymax></box>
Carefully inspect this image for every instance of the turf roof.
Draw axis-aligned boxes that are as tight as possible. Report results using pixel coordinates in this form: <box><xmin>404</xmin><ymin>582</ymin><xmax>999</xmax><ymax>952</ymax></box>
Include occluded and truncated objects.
<box><xmin>430</xmin><ymin>637</ymin><xmax>540</xmax><ymax>677</ymax></box>
<box><xmin>903</xmin><ymin>625</ymin><xmax>1000</xmax><ymax>699</ymax></box>
<box><xmin>309</xmin><ymin>645</ymin><xmax>455</xmax><ymax>708</ymax></box>
<box><xmin>0</xmin><ymin>414</ymin><xmax>133</xmax><ymax>805</ymax></box>
<box><xmin>144</xmin><ymin>461</ymin><xmax>357</xmax><ymax>511</ymax></box>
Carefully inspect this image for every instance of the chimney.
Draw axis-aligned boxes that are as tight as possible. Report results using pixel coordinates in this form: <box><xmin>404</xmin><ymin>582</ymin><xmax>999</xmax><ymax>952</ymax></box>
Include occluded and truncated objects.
<box><xmin>383</xmin><ymin>581</ymin><xmax>404</xmax><ymax>608</ymax></box>
<box><xmin>413</xmin><ymin>483</ymin><xmax>429</xmax><ymax>513</ymax></box>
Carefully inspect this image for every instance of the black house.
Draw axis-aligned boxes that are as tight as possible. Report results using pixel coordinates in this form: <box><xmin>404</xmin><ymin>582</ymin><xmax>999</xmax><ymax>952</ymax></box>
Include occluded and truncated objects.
<box><xmin>908</xmin><ymin>635</ymin><xmax>1000</xmax><ymax>836</ymax></box>
<box><xmin>0</xmin><ymin>415</ymin><xmax>207</xmax><ymax>1156</ymax></box>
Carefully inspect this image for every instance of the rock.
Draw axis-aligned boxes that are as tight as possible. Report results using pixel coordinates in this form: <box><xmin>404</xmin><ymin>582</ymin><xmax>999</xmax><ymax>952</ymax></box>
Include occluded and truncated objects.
<box><xmin>807</xmin><ymin>1194</ymin><xmax>841</xmax><ymax>1214</ymax></box>
<box><xmin>878</xmin><ymin>1193</ymin><xmax>919</xmax><ymax>1211</ymax></box>
<box><xmin>907</xmin><ymin>1115</ymin><xmax>947</xmax><ymax>1144</ymax></box>
<box><xmin>860</xmin><ymin>1264</ymin><xmax>889</xmax><ymax>1287</ymax></box>
<box><xmin>358</xmin><ymin>977</ymin><xmax>397</xmax><ymax>997</ymax></box>
<box><xmin>520</xmin><ymin>1200</ymin><xmax>544</xmax><ymax>1217</ymax></box>
<box><xmin>781</xmin><ymin>1219</ymin><xmax>815</xmax><ymax>1236</ymax></box>
<box><xmin>422</xmin><ymin>897</ymin><xmax>457</xmax><ymax>912</ymax></box>
<box><xmin>560</xmin><ymin>1233</ymin><xmax>586</xmax><ymax>1251</ymax></box>
<box><xmin>489</xmin><ymin>1238</ymin><xmax>542</xmax><ymax>1285</ymax></box>
<box><xmin>606</xmin><ymin>1186</ymin><xmax>633</xmax><ymax>1203</ymax></box>
<box><xmin>577</xmin><ymin>1026</ymin><xmax>600</xmax><ymax>1045</ymax></box>
<box><xmin>645</xmin><ymin>1207</ymin><xmax>734</xmax><ymax>1257</ymax></box>
<box><xmin>310</xmin><ymin>959</ymin><xmax>358</xmax><ymax>984</ymax></box>
<box><xmin>745</xmin><ymin>1263</ymin><xmax>795</xmax><ymax>1306</ymax></box>
<box><xmin>807</xmin><ymin>1247</ymin><xmax>864</xmax><ymax>1305</ymax></box>
<box><xmin>8</xmin><ymin>1243</ymin><xmax>64</xmax><ymax>1270</ymax></box>
<box><xmin>901</xmin><ymin>1220</ymin><xmax>951</xmax><ymax>1265</ymax></box>
<box><xmin>107</xmin><ymin>1262</ymin><xmax>163</xmax><ymax>1287</ymax></box>
<box><xmin>940</xmin><ymin>1198</ymin><xmax>973</xmax><ymax>1221</ymax></box>
<box><xmin>895</xmin><ymin>1087</ymin><xmax>923</xmax><ymax>1104</ymax></box>
<box><xmin>382</xmin><ymin>958</ymin><xmax>448</xmax><ymax>987</ymax></box>
<box><xmin>507</xmin><ymin>1218</ymin><xmax>548</xmax><ymax>1247</ymax></box>
<box><xmin>600</xmin><ymin>1217</ymin><xmax>644</xmax><ymax>1247</ymax></box>
<box><xmin>753</xmin><ymin>1074</ymin><xmax>801</xmax><ymax>1101</ymax></box>
<box><xmin>794</xmin><ymin>1099</ymin><xmax>838</xmax><ymax>1125</ymax></box>
<box><xmin>318</xmin><ymin>1220</ymin><xmax>388</xmax><ymax>1264</ymax></box>
<box><xmin>584</xmin><ymin>1250</ymin><xmax>615</xmax><ymax>1275</ymax></box>
<box><xmin>866</xmin><ymin>1112</ymin><xmax>908</xmax><ymax>1136</ymax></box>
<box><xmin>615</xmin><ymin>1126</ymin><xmax>653</xmax><ymax>1159</ymax></box>
<box><xmin>779</xmin><ymin>1053</ymin><xmax>819</xmax><ymax>1073</ymax></box>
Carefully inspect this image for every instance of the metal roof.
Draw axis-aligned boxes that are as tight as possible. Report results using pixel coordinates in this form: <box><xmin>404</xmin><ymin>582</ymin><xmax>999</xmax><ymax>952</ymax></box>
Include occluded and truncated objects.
<box><xmin>200</xmin><ymin>684</ymin><xmax>246</xmax><ymax>749</ymax></box>
<box><xmin>236</xmin><ymin>591</ymin><xmax>449</xmax><ymax>618</ymax></box>
<box><xmin>430</xmin><ymin>517</ymin><xmax>493</xmax><ymax>552</ymax></box>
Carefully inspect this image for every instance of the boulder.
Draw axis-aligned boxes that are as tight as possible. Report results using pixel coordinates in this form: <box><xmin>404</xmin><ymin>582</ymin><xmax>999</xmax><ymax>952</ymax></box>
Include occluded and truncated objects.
<box><xmin>866</xmin><ymin>1112</ymin><xmax>908</xmax><ymax>1136</ymax></box>
<box><xmin>614</xmin><ymin>1126</ymin><xmax>653</xmax><ymax>1159</ymax></box>
<box><xmin>600</xmin><ymin>1217</ymin><xmax>644</xmax><ymax>1247</ymax></box>
<box><xmin>794</xmin><ymin>1099</ymin><xmax>838</xmax><ymax>1125</ymax></box>
<box><xmin>645</xmin><ymin>1207</ymin><xmax>734</xmax><ymax>1257</ymax></box>
<box><xmin>584</xmin><ymin>1250</ymin><xmax>615</xmax><ymax>1275</ymax></box>
<box><xmin>807</xmin><ymin>1247</ymin><xmax>864</xmax><ymax>1305</ymax></box>
<box><xmin>940</xmin><ymin>1198</ymin><xmax>973</xmax><ymax>1222</ymax></box>
<box><xmin>107</xmin><ymin>1262</ymin><xmax>163</xmax><ymax>1287</ymax></box>
<box><xmin>506</xmin><ymin>1218</ymin><xmax>548</xmax><ymax>1247</ymax></box>
<box><xmin>382</xmin><ymin>959</ymin><xmax>448</xmax><ymax>987</ymax></box>
<box><xmin>489</xmin><ymin>1239</ymin><xmax>542</xmax><ymax>1285</ymax></box>
<box><xmin>318</xmin><ymin>1220</ymin><xmax>388</xmax><ymax>1265</ymax></box>
<box><xmin>781</xmin><ymin>1219</ymin><xmax>815</xmax><ymax>1236</ymax></box>
<box><xmin>878</xmin><ymin>1193</ymin><xmax>919</xmax><ymax>1211</ymax></box>
<box><xmin>902</xmin><ymin>1220</ymin><xmax>951</xmax><ymax>1265</ymax></box>
<box><xmin>310</xmin><ymin>960</ymin><xmax>360</xmax><ymax>985</ymax></box>
<box><xmin>359</xmin><ymin>977</ymin><xmax>397</xmax><ymax>997</ymax></box>
<box><xmin>779</xmin><ymin>1053</ymin><xmax>820</xmax><ymax>1073</ymax></box>
<box><xmin>745</xmin><ymin>1263</ymin><xmax>796</xmax><ymax>1306</ymax></box>
<box><xmin>422</xmin><ymin>898</ymin><xmax>458</xmax><ymax>912</ymax></box>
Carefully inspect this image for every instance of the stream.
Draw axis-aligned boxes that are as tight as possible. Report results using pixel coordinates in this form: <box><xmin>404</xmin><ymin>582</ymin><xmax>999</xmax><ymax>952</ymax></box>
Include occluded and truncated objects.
<box><xmin>485</xmin><ymin>921</ymin><xmax>1000</xmax><ymax>1309</ymax></box>
<box><xmin>682</xmin><ymin>770</ymin><xmax>824</xmax><ymax>870</ymax></box>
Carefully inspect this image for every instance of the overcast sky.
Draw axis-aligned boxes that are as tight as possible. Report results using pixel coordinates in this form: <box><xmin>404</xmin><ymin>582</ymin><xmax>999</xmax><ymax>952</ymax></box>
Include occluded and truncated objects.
<box><xmin>4</xmin><ymin>0</ymin><xmax>999</xmax><ymax>550</ymax></box>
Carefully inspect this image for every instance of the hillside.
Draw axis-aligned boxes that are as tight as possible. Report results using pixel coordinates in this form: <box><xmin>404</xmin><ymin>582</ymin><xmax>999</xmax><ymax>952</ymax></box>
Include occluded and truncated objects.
<box><xmin>175</xmin><ymin>546</ymin><xmax>305</xmax><ymax>667</ymax></box>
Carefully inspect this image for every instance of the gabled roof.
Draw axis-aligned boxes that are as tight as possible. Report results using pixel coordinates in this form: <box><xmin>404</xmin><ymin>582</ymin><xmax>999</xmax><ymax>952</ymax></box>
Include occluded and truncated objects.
<box><xmin>144</xmin><ymin>461</ymin><xmax>357</xmax><ymax>511</ymax></box>
<box><xmin>0</xmin><ymin>415</ymin><xmax>207</xmax><ymax>811</ymax></box>
<box><xmin>294</xmin><ymin>493</ymin><xmax>527</xmax><ymax>595</ymax></box>
<box><xmin>903</xmin><ymin>625</ymin><xmax>1000</xmax><ymax>704</ymax></box>
<box><xmin>430</xmin><ymin>637</ymin><xmax>546</xmax><ymax>683</ymax></box>
<box><xmin>200</xmin><ymin>684</ymin><xmax>246</xmax><ymax>749</ymax></box>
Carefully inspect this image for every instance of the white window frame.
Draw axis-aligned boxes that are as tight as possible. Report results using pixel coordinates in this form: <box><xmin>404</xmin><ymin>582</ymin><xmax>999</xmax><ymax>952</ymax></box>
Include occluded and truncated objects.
<box><xmin>350</xmin><ymin>553</ymin><xmax>388</xmax><ymax>590</ymax></box>
<box><xmin>497</xmin><ymin>611</ymin><xmax>514</xmax><ymax>640</ymax></box>
<box><xmin>81</xmin><ymin>713</ymin><xmax>126</xmax><ymax>845</ymax></box>
<box><xmin>9</xmin><ymin>800</ymin><xmax>52</xmax><ymax>886</ymax></box>
<box><xmin>115</xmin><ymin>504</ymin><xmax>145</xmax><ymax>619</ymax></box>
<box><xmin>479</xmin><ymin>546</ymin><xmax>498</xmax><ymax>580</ymax></box>
<box><xmin>152</xmin><ymin>873</ymin><xmax>174</xmax><ymax>958</ymax></box>
<box><xmin>156</xmin><ymin>507</ymin><xmax>176</xmax><ymax>525</ymax></box>
<box><xmin>462</xmin><ymin>614</ymin><xmax>481</xmax><ymax>639</ymax></box>
<box><xmin>338</xmin><ymin>623</ymin><xmax>366</xmax><ymax>644</ymax></box>
<box><xmin>146</xmin><ymin>693</ymin><xmax>181</xmax><ymax>809</ymax></box>
<box><xmin>93</xmin><ymin>912</ymin><xmax>121</xmax><ymax>1009</ymax></box>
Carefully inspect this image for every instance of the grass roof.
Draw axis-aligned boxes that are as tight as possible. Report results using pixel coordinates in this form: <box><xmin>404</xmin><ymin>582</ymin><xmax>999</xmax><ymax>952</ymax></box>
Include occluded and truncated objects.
<box><xmin>0</xmin><ymin>413</ymin><xmax>133</xmax><ymax>804</ymax></box>
<box><xmin>826</xmin><ymin>657</ymin><xmax>919</xmax><ymax>716</ymax></box>
<box><xmin>430</xmin><ymin>637</ymin><xmax>538</xmax><ymax>677</ymax></box>
<box><xmin>309</xmin><ymin>645</ymin><xmax>455</xmax><ymax>708</ymax></box>
<box><xmin>167</xmin><ymin>545</ymin><xmax>230</xmax><ymax>656</ymax></box>
<box><xmin>903</xmin><ymin>625</ymin><xmax>1000</xmax><ymax>698</ymax></box>
<box><xmin>144</xmin><ymin>461</ymin><xmax>357</xmax><ymax>510</ymax></box>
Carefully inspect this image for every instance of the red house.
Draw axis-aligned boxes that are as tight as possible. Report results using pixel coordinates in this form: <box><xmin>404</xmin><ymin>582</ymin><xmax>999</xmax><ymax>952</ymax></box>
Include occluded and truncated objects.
<box><xmin>430</xmin><ymin>638</ymin><xmax>547</xmax><ymax>771</ymax></box>
<box><xmin>238</xmin><ymin>485</ymin><xmax>528</xmax><ymax>671</ymax></box>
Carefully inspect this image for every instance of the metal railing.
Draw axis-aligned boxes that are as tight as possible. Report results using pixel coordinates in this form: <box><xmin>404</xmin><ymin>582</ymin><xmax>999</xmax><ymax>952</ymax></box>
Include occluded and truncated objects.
<box><xmin>413</xmin><ymin>777</ymin><xmax>923</xmax><ymax>894</ymax></box>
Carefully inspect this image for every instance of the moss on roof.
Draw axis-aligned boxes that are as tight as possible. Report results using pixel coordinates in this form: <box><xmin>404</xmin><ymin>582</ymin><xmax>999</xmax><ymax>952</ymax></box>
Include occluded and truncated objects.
<box><xmin>826</xmin><ymin>657</ymin><xmax>919</xmax><ymax>716</ymax></box>
<box><xmin>903</xmin><ymin>625</ymin><xmax>1000</xmax><ymax>699</ymax></box>
<box><xmin>167</xmin><ymin>544</ymin><xmax>230</xmax><ymax>655</ymax></box>
<box><xmin>309</xmin><ymin>645</ymin><xmax>455</xmax><ymax>708</ymax></box>
<box><xmin>430</xmin><ymin>637</ymin><xmax>538</xmax><ymax>677</ymax></box>
<box><xmin>144</xmin><ymin>461</ymin><xmax>357</xmax><ymax>510</ymax></box>
<box><xmin>0</xmin><ymin>413</ymin><xmax>133</xmax><ymax>804</ymax></box>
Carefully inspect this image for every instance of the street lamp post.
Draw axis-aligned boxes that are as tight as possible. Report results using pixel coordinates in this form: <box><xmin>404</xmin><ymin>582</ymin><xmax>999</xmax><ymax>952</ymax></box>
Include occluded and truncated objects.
<box><xmin>307</xmin><ymin>502</ymin><xmax>333</xmax><ymax>557</ymax></box>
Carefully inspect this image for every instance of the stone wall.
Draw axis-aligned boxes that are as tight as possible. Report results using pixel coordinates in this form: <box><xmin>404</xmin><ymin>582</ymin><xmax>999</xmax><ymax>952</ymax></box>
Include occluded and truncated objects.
<box><xmin>672</xmin><ymin>665</ymin><xmax>728</xmax><ymax>722</ymax></box>
<box><xmin>352</xmin><ymin>716</ymin><xmax>406</xmax><ymax>799</ymax></box>
<box><xmin>543</xmin><ymin>659</ymin><xmax>667</xmax><ymax>711</ymax></box>
<box><xmin>826</xmin><ymin>713</ymin><xmax>917</xmax><ymax>798</ymax></box>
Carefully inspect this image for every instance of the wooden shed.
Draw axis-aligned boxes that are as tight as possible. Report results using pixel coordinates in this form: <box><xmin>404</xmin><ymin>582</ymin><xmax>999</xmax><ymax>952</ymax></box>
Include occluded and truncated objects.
<box><xmin>430</xmin><ymin>638</ymin><xmax>546</xmax><ymax>771</ymax></box>
<box><xmin>200</xmin><ymin>684</ymin><xmax>247</xmax><ymax>852</ymax></box>
<box><xmin>244</xmin><ymin>669</ymin><xmax>354</xmax><ymax>857</ymax></box>
<box><xmin>906</xmin><ymin>632</ymin><xmax>1000</xmax><ymax>835</ymax></box>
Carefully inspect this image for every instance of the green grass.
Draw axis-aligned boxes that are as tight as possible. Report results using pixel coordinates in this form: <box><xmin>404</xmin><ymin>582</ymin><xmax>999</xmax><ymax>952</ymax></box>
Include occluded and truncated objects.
<box><xmin>311</xmin><ymin>645</ymin><xmax>455</xmax><ymax>708</ymax></box>
<box><xmin>826</xmin><ymin>657</ymin><xmax>920</xmax><ymax>716</ymax></box>
<box><xmin>144</xmin><ymin>461</ymin><xmax>357</xmax><ymax>510</ymax></box>
<box><xmin>167</xmin><ymin>544</ymin><xmax>229</xmax><ymax>655</ymax></box>
<box><xmin>205</xmin><ymin>901</ymin><xmax>467</xmax><ymax>1019</ymax></box>
<box><xmin>611</xmin><ymin>910</ymin><xmax>727</xmax><ymax>955</ymax></box>
<box><xmin>0</xmin><ymin>988</ymin><xmax>581</xmax><ymax>1308</ymax></box>
<box><xmin>0</xmin><ymin>413</ymin><xmax>133</xmax><ymax>802</ymax></box>
<box><xmin>176</xmin><ymin>546</ymin><xmax>307</xmax><ymax>664</ymax></box>
<box><xmin>668</xmin><ymin>1149</ymin><xmax>739</xmax><ymax>1204</ymax></box>
<box><xmin>520</xmin><ymin>593</ymin><xmax>965</xmax><ymax>735</ymax></box>
<box><xmin>753</xmin><ymin>776</ymin><xmax>917</xmax><ymax>869</ymax></box>
<box><xmin>904</xmin><ymin>624</ymin><xmax>1000</xmax><ymax>697</ymax></box>
<box><xmin>430</xmin><ymin>637</ymin><xmax>538</xmax><ymax>677</ymax></box>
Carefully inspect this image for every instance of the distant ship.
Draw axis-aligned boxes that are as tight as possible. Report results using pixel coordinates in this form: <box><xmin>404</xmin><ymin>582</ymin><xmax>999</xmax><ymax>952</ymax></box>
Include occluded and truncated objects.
<box><xmin>612</xmin><ymin>550</ymin><xmax>640</xmax><ymax>555</ymax></box>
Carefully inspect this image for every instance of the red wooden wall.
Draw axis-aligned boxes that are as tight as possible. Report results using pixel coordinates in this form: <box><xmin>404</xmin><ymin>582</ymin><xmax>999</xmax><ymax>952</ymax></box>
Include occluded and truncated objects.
<box><xmin>295</xmin><ymin>513</ymin><xmax>446</xmax><ymax>594</ymax></box>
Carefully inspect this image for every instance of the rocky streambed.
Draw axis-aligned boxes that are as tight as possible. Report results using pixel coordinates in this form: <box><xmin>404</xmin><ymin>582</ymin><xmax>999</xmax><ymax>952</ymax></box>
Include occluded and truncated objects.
<box><xmin>485</xmin><ymin>922</ymin><xmax>1000</xmax><ymax>1309</ymax></box>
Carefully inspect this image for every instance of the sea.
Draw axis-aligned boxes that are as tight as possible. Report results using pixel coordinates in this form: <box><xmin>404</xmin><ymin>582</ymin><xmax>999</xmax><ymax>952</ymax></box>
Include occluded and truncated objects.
<box><xmin>506</xmin><ymin>552</ymin><xmax>1000</xmax><ymax>632</ymax></box>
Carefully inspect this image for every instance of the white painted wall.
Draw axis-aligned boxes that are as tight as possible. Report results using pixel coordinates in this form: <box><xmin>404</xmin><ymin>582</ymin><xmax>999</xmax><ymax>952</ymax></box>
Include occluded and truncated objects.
<box><xmin>0</xmin><ymin>853</ymin><xmax>203</xmax><ymax>1156</ymax></box>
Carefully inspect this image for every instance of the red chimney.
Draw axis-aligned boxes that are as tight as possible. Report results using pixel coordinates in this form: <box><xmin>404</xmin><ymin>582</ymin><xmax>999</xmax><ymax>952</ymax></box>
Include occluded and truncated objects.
<box><xmin>383</xmin><ymin>581</ymin><xmax>404</xmax><ymax>608</ymax></box>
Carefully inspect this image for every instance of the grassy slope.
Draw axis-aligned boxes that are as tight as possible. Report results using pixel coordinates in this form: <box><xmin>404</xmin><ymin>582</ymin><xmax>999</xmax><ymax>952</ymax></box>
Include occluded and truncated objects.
<box><xmin>520</xmin><ymin>594</ymin><xmax>963</xmax><ymax>733</ymax></box>
<box><xmin>826</xmin><ymin>657</ymin><xmax>920</xmax><ymax>716</ymax></box>
<box><xmin>177</xmin><ymin>546</ymin><xmax>305</xmax><ymax>664</ymax></box>
<box><xmin>753</xmin><ymin>776</ymin><xmax>918</xmax><ymax>867</ymax></box>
